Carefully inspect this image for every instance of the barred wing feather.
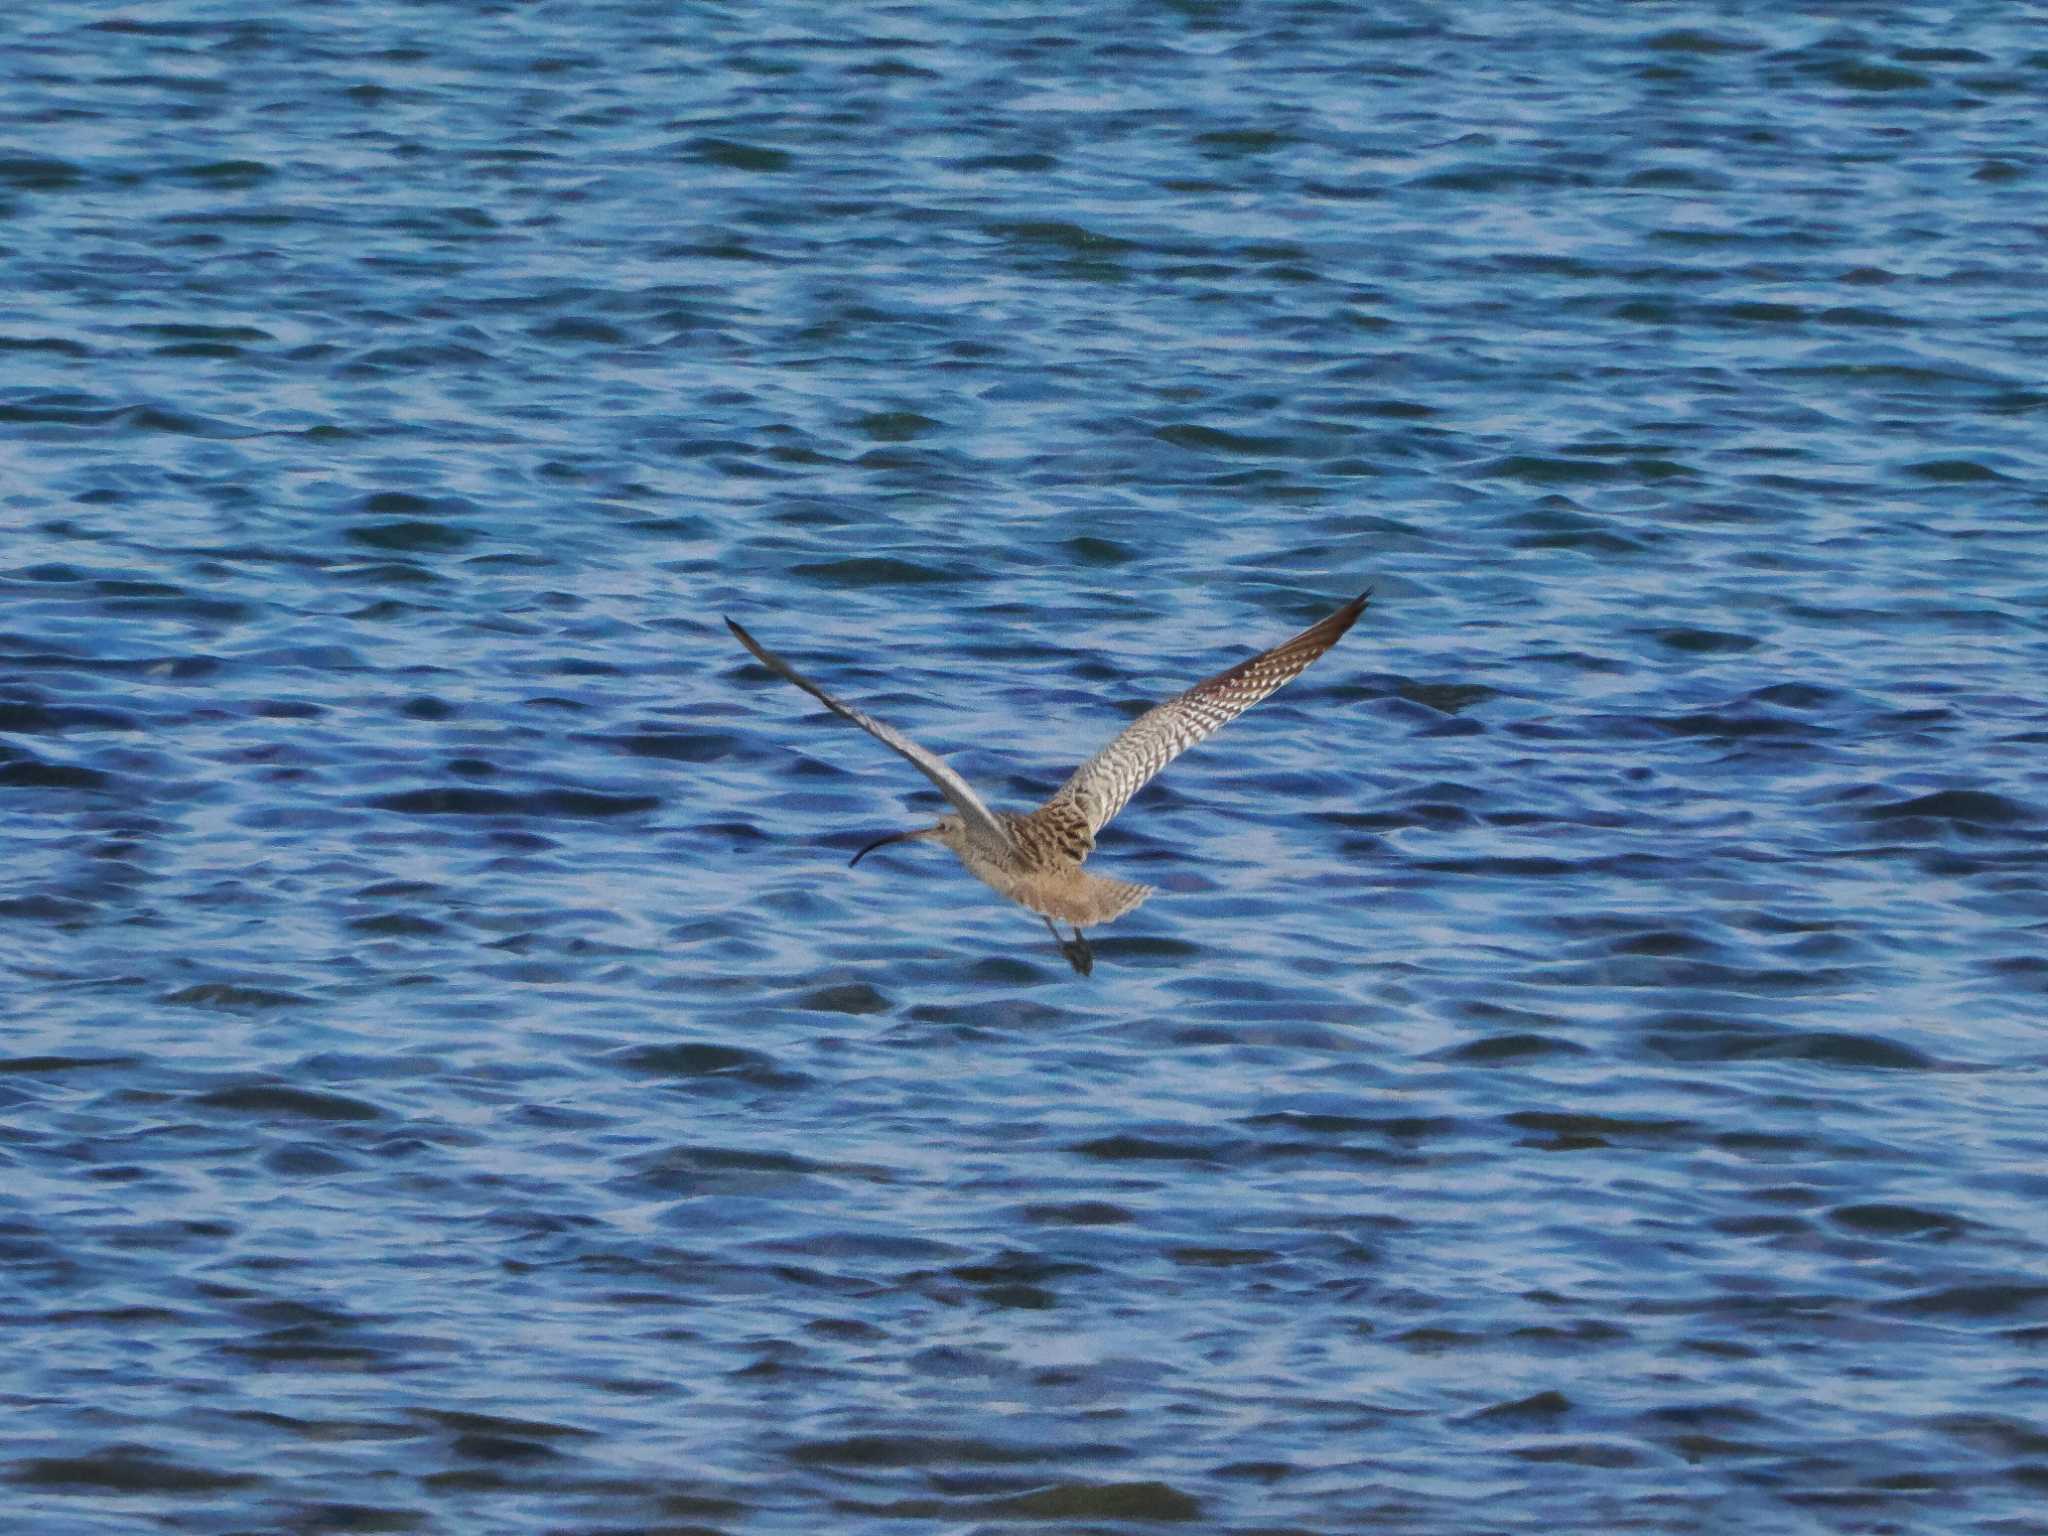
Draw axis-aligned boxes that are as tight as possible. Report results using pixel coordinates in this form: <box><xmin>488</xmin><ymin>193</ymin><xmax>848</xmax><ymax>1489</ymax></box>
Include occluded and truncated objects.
<box><xmin>1045</xmin><ymin>591</ymin><xmax>1370</xmax><ymax>835</ymax></box>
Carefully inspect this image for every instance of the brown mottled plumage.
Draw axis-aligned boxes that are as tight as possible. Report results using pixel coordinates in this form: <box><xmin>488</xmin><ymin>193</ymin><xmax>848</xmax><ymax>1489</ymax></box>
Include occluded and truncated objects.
<box><xmin>725</xmin><ymin>591</ymin><xmax>1370</xmax><ymax>974</ymax></box>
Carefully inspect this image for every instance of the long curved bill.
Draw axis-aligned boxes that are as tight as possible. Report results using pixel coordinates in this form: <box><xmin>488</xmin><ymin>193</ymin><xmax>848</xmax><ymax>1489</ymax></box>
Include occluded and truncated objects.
<box><xmin>850</xmin><ymin>827</ymin><xmax>930</xmax><ymax>867</ymax></box>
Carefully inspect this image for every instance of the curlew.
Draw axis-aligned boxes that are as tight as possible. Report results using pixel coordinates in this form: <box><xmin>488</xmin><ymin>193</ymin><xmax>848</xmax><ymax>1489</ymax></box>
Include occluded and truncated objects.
<box><xmin>725</xmin><ymin>590</ymin><xmax>1370</xmax><ymax>975</ymax></box>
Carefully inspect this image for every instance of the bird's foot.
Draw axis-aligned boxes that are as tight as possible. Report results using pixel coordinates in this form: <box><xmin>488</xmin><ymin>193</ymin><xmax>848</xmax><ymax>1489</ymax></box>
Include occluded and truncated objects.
<box><xmin>1042</xmin><ymin>918</ymin><xmax>1094</xmax><ymax>976</ymax></box>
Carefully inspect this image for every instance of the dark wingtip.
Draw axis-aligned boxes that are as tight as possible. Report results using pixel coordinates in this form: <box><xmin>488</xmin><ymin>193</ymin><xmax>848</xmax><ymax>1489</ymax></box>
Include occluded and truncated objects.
<box><xmin>724</xmin><ymin>616</ymin><xmax>772</xmax><ymax>669</ymax></box>
<box><xmin>1316</xmin><ymin>587</ymin><xmax>1372</xmax><ymax>644</ymax></box>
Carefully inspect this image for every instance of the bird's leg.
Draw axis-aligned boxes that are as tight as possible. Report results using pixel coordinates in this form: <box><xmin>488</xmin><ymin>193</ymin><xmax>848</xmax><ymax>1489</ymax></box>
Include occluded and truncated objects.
<box><xmin>1042</xmin><ymin>917</ymin><xmax>1095</xmax><ymax>976</ymax></box>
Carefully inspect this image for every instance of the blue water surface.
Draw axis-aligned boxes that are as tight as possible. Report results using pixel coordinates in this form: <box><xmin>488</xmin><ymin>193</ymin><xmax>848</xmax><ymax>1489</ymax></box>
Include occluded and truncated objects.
<box><xmin>4</xmin><ymin>2</ymin><xmax>2046</xmax><ymax>1532</ymax></box>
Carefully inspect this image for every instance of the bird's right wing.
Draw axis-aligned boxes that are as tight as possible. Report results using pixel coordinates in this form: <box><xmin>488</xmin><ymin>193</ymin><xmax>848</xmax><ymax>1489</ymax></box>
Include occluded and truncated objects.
<box><xmin>725</xmin><ymin>617</ymin><xmax>1013</xmax><ymax>850</ymax></box>
<box><xmin>1045</xmin><ymin>591</ymin><xmax>1370</xmax><ymax>835</ymax></box>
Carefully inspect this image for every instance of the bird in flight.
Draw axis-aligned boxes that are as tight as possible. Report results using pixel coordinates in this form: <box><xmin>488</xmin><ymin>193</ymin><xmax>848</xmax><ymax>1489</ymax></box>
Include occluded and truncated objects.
<box><xmin>725</xmin><ymin>591</ymin><xmax>1370</xmax><ymax>974</ymax></box>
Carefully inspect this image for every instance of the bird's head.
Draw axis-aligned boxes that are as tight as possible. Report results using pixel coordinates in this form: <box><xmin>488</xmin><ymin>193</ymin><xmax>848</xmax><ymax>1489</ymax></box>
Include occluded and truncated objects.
<box><xmin>849</xmin><ymin>814</ymin><xmax>967</xmax><ymax>867</ymax></box>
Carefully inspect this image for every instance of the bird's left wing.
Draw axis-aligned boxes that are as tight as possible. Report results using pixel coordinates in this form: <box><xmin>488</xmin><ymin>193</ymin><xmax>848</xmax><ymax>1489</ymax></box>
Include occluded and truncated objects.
<box><xmin>725</xmin><ymin>617</ymin><xmax>1013</xmax><ymax>850</ymax></box>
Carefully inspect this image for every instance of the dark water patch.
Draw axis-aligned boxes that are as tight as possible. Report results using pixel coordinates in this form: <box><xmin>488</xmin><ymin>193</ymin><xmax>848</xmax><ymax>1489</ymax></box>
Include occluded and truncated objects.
<box><xmin>10</xmin><ymin>1449</ymin><xmax>262</xmax><ymax>1494</ymax></box>
<box><xmin>1457</xmin><ymin>999</ymin><xmax>1564</xmax><ymax>1032</ymax></box>
<box><xmin>252</xmin><ymin>697</ymin><xmax>324</xmax><ymax>719</ymax></box>
<box><xmin>1069</xmin><ymin>1132</ymin><xmax>1233</xmax><ymax>1165</ymax></box>
<box><xmin>1465</xmin><ymin>1389</ymin><xmax>1575</xmax><ymax>1425</ymax></box>
<box><xmin>965</xmin><ymin>955</ymin><xmax>1046</xmax><ymax>985</ymax></box>
<box><xmin>855</xmin><ymin>410</ymin><xmax>941</xmax><ymax>442</ymax></box>
<box><xmin>163</xmin><ymin>983</ymin><xmax>313</xmax><ymax>1009</ymax></box>
<box><xmin>1413</xmin><ymin>162</ymin><xmax>1593</xmax><ymax>193</ymax></box>
<box><xmin>265</xmin><ymin>1142</ymin><xmax>358</xmax><ymax>1178</ymax></box>
<box><xmin>0</xmin><ymin>394</ymin><xmax>245</xmax><ymax>436</ymax></box>
<box><xmin>1603</xmin><ymin>928</ymin><xmax>1720</xmax><ymax>959</ymax></box>
<box><xmin>1193</xmin><ymin>126</ymin><xmax>1296</xmax><ymax>158</ymax></box>
<box><xmin>192</xmin><ymin>1083</ymin><xmax>385</xmax><ymax>1121</ymax></box>
<box><xmin>336</xmin><ymin>562</ymin><xmax>445</xmax><ymax>590</ymax></box>
<box><xmin>615</xmin><ymin>1143</ymin><xmax>889</xmax><ymax>1200</ymax></box>
<box><xmin>1647</xmin><ymin>626</ymin><xmax>1759</xmax><ymax>655</ymax></box>
<box><xmin>443</xmin><ymin>1432</ymin><xmax>564</xmax><ymax>1465</ymax></box>
<box><xmin>356</xmin><ymin>881</ymin><xmax>445</xmax><ymax>905</ymax></box>
<box><xmin>1441</xmin><ymin>1032</ymin><xmax>1588</xmax><ymax>1065</ymax></box>
<box><xmin>1856</xmin><ymin>788</ymin><xmax>2035</xmax><ymax>830</ymax></box>
<box><xmin>1089</xmin><ymin>933</ymin><xmax>1203</xmax><ymax>964</ymax></box>
<box><xmin>1625</xmin><ymin>166</ymin><xmax>1733</xmax><ymax>192</ymax></box>
<box><xmin>793</xmin><ymin>982</ymin><xmax>890</xmax><ymax>1015</ymax></box>
<box><xmin>0</xmin><ymin>893</ymin><xmax>96</xmax><ymax>921</ymax></box>
<box><xmin>1509</xmin><ymin>1439</ymin><xmax>1646</xmax><ymax>1468</ymax></box>
<box><xmin>1904</xmin><ymin>457</ymin><xmax>2008</xmax><ymax>483</ymax></box>
<box><xmin>164</xmin><ymin>158</ymin><xmax>275</xmax><ymax>187</ymax></box>
<box><xmin>0</xmin><ymin>333</ymin><xmax>91</xmax><ymax>357</ymax></box>
<box><xmin>1411</xmin><ymin>854</ymin><xmax>1594</xmax><ymax>878</ymax></box>
<box><xmin>1020</xmin><ymin>1201</ymin><xmax>1136</xmax><ymax>1226</ymax></box>
<box><xmin>1883</xmin><ymin>1283</ymin><xmax>2048</xmax><ymax>1322</ymax></box>
<box><xmin>1394</xmin><ymin>680</ymin><xmax>1497</xmax><ymax>714</ymax></box>
<box><xmin>1214</xmin><ymin>1459</ymin><xmax>1296</xmax><ymax>1484</ymax></box>
<box><xmin>905</xmin><ymin>998</ymin><xmax>1078</xmax><ymax>1031</ymax></box>
<box><xmin>371</xmin><ymin>786</ymin><xmax>659</xmax><ymax>817</ymax></box>
<box><xmin>342</xmin><ymin>343</ymin><xmax>495</xmax><ymax>374</ymax></box>
<box><xmin>0</xmin><ymin>154</ymin><xmax>84</xmax><ymax>190</ymax></box>
<box><xmin>1757</xmin><ymin>1032</ymin><xmax>1939</xmax><ymax>1071</ymax></box>
<box><xmin>1242</xmin><ymin>1110</ymin><xmax>1455</xmax><ymax>1142</ymax></box>
<box><xmin>789</xmin><ymin>1432</ymin><xmax>1081</xmax><ymax>1467</ymax></box>
<box><xmin>789</xmin><ymin>556</ymin><xmax>963</xmax><ymax>587</ymax></box>
<box><xmin>1646</xmin><ymin>710</ymin><xmax>1817</xmax><ymax>743</ymax></box>
<box><xmin>1708</xmin><ymin>300</ymin><xmax>1807</xmax><ymax>327</ymax></box>
<box><xmin>1817</xmin><ymin>59</ymin><xmax>1936</xmax><ymax>92</ymax></box>
<box><xmin>1155</xmin><ymin>423</ymin><xmax>1291</xmax><ymax>457</ymax></box>
<box><xmin>1483</xmin><ymin>454</ymin><xmax>1631</xmax><ymax>486</ymax></box>
<box><xmin>683</xmin><ymin>137</ymin><xmax>794</xmax><ymax>172</ymax></box>
<box><xmin>1640</xmin><ymin>1016</ymin><xmax>1934</xmax><ymax>1071</ymax></box>
<box><xmin>949</xmin><ymin>151</ymin><xmax>1058</xmax><ymax>173</ymax></box>
<box><xmin>1815</xmin><ymin>304</ymin><xmax>1909</xmax><ymax>329</ymax></box>
<box><xmin>131</xmin><ymin>321</ymin><xmax>276</xmax><ymax>346</ymax></box>
<box><xmin>0</xmin><ymin>1054</ymin><xmax>140</xmax><ymax>1075</ymax></box>
<box><xmin>1936</xmin><ymin>1414</ymin><xmax>2048</xmax><ymax>1459</ymax></box>
<box><xmin>1506</xmin><ymin>1111</ymin><xmax>1694</xmax><ymax>1149</ymax></box>
<box><xmin>346</xmin><ymin>520</ymin><xmax>477</xmax><ymax>553</ymax></box>
<box><xmin>414</xmin><ymin>1408</ymin><xmax>596</xmax><ymax>1457</ymax></box>
<box><xmin>985</xmin><ymin>219</ymin><xmax>1135</xmax><ymax>256</ymax></box>
<box><xmin>0</xmin><ymin>753</ymin><xmax>111</xmax><ymax>790</ymax></box>
<box><xmin>758</xmin><ymin>1230</ymin><xmax>961</xmax><ymax>1264</ymax></box>
<box><xmin>1828</xmin><ymin>1203</ymin><xmax>1966</xmax><ymax>1240</ymax></box>
<box><xmin>1170</xmin><ymin>1244</ymin><xmax>1278</xmax><ymax>1268</ymax></box>
<box><xmin>1515</xmin><ymin>525</ymin><xmax>1651</xmax><ymax>556</ymax></box>
<box><xmin>1391</xmin><ymin>1325</ymin><xmax>1489</xmax><ymax>1353</ymax></box>
<box><xmin>691</xmin><ymin>818</ymin><xmax>768</xmax><ymax>847</ymax></box>
<box><xmin>609</xmin><ymin>1041</ymin><xmax>806</xmax><ymax>1089</ymax></box>
<box><xmin>268</xmin><ymin>1502</ymin><xmax>425</xmax><ymax>1532</ymax></box>
<box><xmin>950</xmin><ymin>1248</ymin><xmax>1094</xmax><ymax>1308</ymax></box>
<box><xmin>964</xmin><ymin>1480</ymin><xmax>1201</xmax><ymax>1521</ymax></box>
<box><xmin>530</xmin><ymin>315</ymin><xmax>629</xmax><ymax>346</ymax></box>
<box><xmin>1064</xmin><ymin>534</ymin><xmax>1135</xmax><ymax>566</ymax></box>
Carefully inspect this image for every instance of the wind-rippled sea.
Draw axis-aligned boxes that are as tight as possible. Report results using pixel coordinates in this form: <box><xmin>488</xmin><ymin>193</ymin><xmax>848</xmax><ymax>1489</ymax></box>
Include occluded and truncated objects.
<box><xmin>5</xmin><ymin>3</ymin><xmax>2047</xmax><ymax>1532</ymax></box>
